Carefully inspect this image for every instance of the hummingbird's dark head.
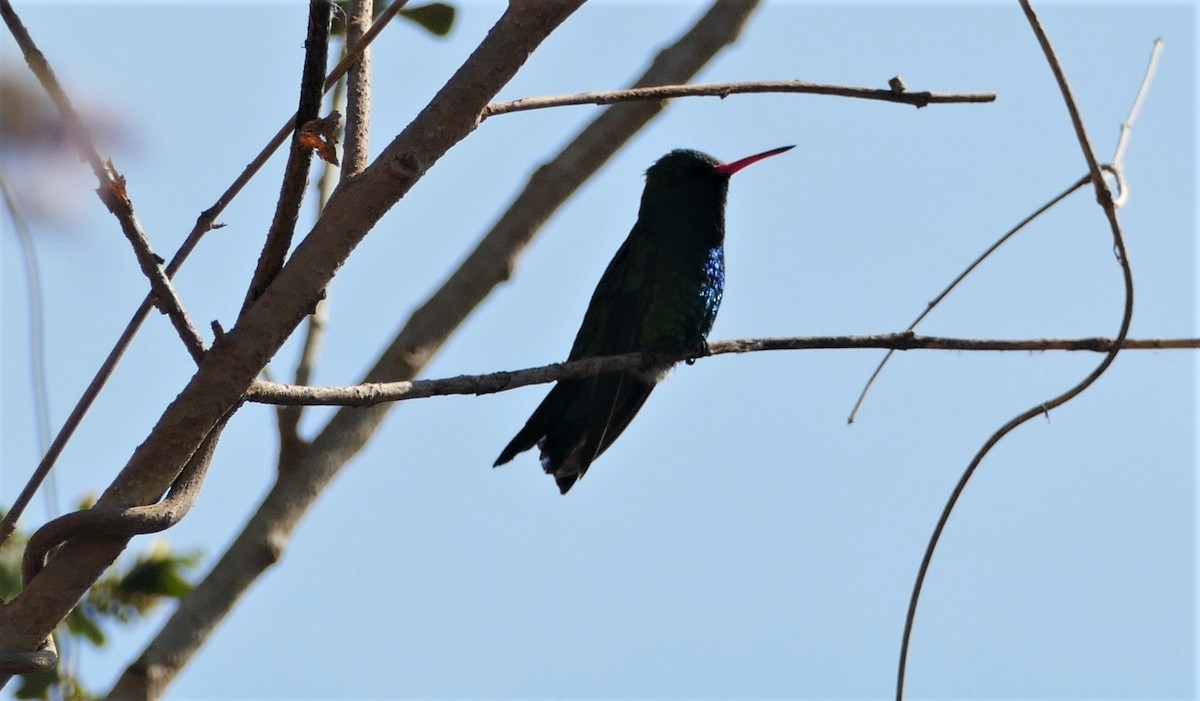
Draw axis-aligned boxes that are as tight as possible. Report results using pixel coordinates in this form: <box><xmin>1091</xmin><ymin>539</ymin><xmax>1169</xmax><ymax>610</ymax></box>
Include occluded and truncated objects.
<box><xmin>640</xmin><ymin>150</ymin><xmax>729</xmax><ymax>221</ymax></box>
<box><xmin>647</xmin><ymin>149</ymin><xmax>723</xmax><ymax>179</ymax></box>
<box><xmin>639</xmin><ymin>146</ymin><xmax>794</xmax><ymax>233</ymax></box>
<box><xmin>647</xmin><ymin>146</ymin><xmax>795</xmax><ymax>180</ymax></box>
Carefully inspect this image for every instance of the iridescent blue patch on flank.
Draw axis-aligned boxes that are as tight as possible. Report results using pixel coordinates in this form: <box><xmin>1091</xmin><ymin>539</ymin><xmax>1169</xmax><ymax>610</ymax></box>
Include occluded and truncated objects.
<box><xmin>699</xmin><ymin>245</ymin><xmax>725</xmax><ymax>337</ymax></box>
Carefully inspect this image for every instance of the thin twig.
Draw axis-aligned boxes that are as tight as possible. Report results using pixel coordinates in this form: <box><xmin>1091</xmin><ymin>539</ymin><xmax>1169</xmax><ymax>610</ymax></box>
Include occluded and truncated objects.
<box><xmin>239</xmin><ymin>0</ymin><xmax>333</xmax><ymax>316</ymax></box>
<box><xmin>481</xmin><ymin>80</ymin><xmax>996</xmax><ymax>121</ymax></box>
<box><xmin>846</xmin><ymin>172</ymin><xmax>1092</xmax><ymax>423</ymax></box>
<box><xmin>277</xmin><ymin>0</ymin><xmax>373</xmax><ymax>458</ymax></box>
<box><xmin>850</xmin><ymin>39</ymin><xmax>1163</xmax><ymax>422</ymax></box>
<box><xmin>0</xmin><ymin>1</ymin><xmax>213</xmax><ymax>550</ymax></box>
<box><xmin>0</xmin><ymin>308</ymin><xmax>142</xmax><ymax>548</ymax></box>
<box><xmin>1110</xmin><ymin>37</ymin><xmax>1163</xmax><ymax>207</ymax></box>
<box><xmin>1</xmin><ymin>0</ymin><xmax>206</xmax><ymax>363</ymax></box>
<box><xmin>245</xmin><ymin>334</ymin><xmax>1192</xmax><ymax>408</ymax></box>
<box><xmin>0</xmin><ymin>0</ymin><xmax>109</xmax><ymax>185</ymax></box>
<box><xmin>896</xmin><ymin>3</ymin><xmax>1136</xmax><ymax>698</ymax></box>
<box><xmin>106</xmin><ymin>191</ymin><xmax>207</xmax><ymax>363</ymax></box>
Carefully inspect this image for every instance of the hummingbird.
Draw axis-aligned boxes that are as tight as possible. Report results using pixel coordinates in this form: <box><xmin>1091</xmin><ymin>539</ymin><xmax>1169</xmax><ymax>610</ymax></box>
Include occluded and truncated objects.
<box><xmin>494</xmin><ymin>145</ymin><xmax>794</xmax><ymax>493</ymax></box>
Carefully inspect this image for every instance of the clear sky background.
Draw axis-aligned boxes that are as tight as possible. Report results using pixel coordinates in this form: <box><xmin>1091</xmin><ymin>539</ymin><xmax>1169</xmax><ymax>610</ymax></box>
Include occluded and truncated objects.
<box><xmin>1</xmin><ymin>2</ymin><xmax>1195</xmax><ymax>699</ymax></box>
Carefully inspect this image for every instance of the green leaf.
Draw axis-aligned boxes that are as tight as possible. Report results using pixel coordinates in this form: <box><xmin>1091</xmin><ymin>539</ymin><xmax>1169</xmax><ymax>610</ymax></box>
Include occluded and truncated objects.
<box><xmin>65</xmin><ymin>607</ymin><xmax>106</xmax><ymax>647</ymax></box>
<box><xmin>0</xmin><ymin>543</ymin><xmax>22</xmax><ymax>601</ymax></box>
<box><xmin>399</xmin><ymin>3</ymin><xmax>455</xmax><ymax>37</ymax></box>
<box><xmin>117</xmin><ymin>554</ymin><xmax>194</xmax><ymax>600</ymax></box>
<box><xmin>331</xmin><ymin>2</ymin><xmax>455</xmax><ymax>38</ymax></box>
<box><xmin>14</xmin><ymin>668</ymin><xmax>57</xmax><ymax>700</ymax></box>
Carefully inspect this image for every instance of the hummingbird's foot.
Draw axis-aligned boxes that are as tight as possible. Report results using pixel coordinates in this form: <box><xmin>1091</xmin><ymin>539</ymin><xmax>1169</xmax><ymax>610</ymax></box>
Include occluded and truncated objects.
<box><xmin>684</xmin><ymin>339</ymin><xmax>711</xmax><ymax>366</ymax></box>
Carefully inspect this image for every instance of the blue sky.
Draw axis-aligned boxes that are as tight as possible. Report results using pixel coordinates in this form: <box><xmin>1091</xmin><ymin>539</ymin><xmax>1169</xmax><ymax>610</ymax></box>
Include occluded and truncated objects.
<box><xmin>1</xmin><ymin>2</ymin><xmax>1195</xmax><ymax>699</ymax></box>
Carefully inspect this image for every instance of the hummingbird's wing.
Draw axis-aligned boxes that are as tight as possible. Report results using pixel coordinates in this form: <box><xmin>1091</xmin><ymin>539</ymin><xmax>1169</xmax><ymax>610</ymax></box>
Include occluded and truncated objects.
<box><xmin>496</xmin><ymin>221</ymin><xmax>660</xmax><ymax>493</ymax></box>
<box><xmin>565</xmin><ymin>222</ymin><xmax>653</xmax><ymax>362</ymax></box>
<box><xmin>558</xmin><ymin>222</ymin><xmax>661</xmax><ymax>485</ymax></box>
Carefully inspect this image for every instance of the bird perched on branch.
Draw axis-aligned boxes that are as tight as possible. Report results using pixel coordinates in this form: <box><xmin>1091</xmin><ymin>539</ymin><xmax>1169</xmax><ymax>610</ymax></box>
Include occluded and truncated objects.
<box><xmin>494</xmin><ymin>145</ymin><xmax>794</xmax><ymax>493</ymax></box>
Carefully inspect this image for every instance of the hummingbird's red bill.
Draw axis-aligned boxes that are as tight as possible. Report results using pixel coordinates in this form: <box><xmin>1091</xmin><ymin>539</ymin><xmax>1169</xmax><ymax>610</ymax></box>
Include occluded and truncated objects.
<box><xmin>713</xmin><ymin>145</ymin><xmax>795</xmax><ymax>176</ymax></box>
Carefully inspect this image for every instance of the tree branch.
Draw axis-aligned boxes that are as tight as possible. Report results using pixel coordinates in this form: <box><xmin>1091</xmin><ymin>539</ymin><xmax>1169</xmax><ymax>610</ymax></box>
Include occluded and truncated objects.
<box><xmin>0</xmin><ymin>0</ymin><xmax>206</xmax><ymax>364</ymax></box>
<box><xmin>0</xmin><ymin>2</ymin><xmax>585</xmax><ymax>690</ymax></box>
<box><xmin>0</xmin><ymin>0</ymin><xmax>417</xmax><ymax>553</ymax></box>
<box><xmin>481</xmin><ymin>80</ymin><xmax>996</xmax><ymax>121</ymax></box>
<box><xmin>341</xmin><ymin>0</ymin><xmax>372</xmax><ymax>176</ymax></box>
<box><xmin>238</xmin><ymin>0</ymin><xmax>333</xmax><ymax>316</ymax></box>
<box><xmin>104</xmin><ymin>2</ymin><xmax>765</xmax><ymax>696</ymax></box>
<box><xmin>244</xmin><ymin>334</ymin><xmax>1196</xmax><ymax>407</ymax></box>
<box><xmin>1110</xmin><ymin>37</ymin><xmax>1163</xmax><ymax>207</ymax></box>
<box><xmin>0</xmin><ymin>427</ymin><xmax>220</xmax><ymax>677</ymax></box>
<box><xmin>0</xmin><ymin>0</ymin><xmax>215</xmax><ymax>551</ymax></box>
<box><xmin>21</xmin><ymin>428</ymin><xmax>222</xmax><ymax>587</ymax></box>
<box><xmin>277</xmin><ymin>0</ymin><xmax>373</xmax><ymax>465</ymax></box>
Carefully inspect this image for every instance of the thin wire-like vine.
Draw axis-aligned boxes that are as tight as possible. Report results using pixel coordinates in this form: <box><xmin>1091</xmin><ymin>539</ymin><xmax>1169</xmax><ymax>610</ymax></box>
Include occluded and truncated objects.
<box><xmin>894</xmin><ymin>4</ymin><xmax>1151</xmax><ymax>698</ymax></box>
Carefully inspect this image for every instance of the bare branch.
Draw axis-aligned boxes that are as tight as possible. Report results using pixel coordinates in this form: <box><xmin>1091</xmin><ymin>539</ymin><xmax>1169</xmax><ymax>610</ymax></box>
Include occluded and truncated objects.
<box><xmin>0</xmin><ymin>0</ymin><xmax>215</xmax><ymax>551</ymax></box>
<box><xmin>277</xmin><ymin>1</ymin><xmax>372</xmax><ymax>462</ymax></box>
<box><xmin>896</xmin><ymin>3</ymin><xmax>1137</xmax><ymax>698</ymax></box>
<box><xmin>0</xmin><ymin>0</ymin><xmax>420</xmax><ymax>554</ymax></box>
<box><xmin>341</xmin><ymin>0</ymin><xmax>372</xmax><ymax>176</ymax></box>
<box><xmin>481</xmin><ymin>80</ymin><xmax>996</xmax><ymax>121</ymax></box>
<box><xmin>247</xmin><ymin>334</ymin><xmax>1199</xmax><ymax>408</ymax></box>
<box><xmin>106</xmin><ymin>2</ymin><xmax>764</xmax><ymax>696</ymax></box>
<box><xmin>1110</xmin><ymin>37</ymin><xmax>1164</xmax><ymax>206</ymax></box>
<box><xmin>104</xmin><ymin>186</ymin><xmax>208</xmax><ymax>364</ymax></box>
<box><xmin>1</xmin><ymin>0</ymin><xmax>115</xmax><ymax>187</ymax></box>
<box><xmin>0</xmin><ymin>2</ymin><xmax>585</xmax><ymax>687</ymax></box>
<box><xmin>0</xmin><ymin>0</ymin><xmax>206</xmax><ymax>364</ymax></box>
<box><xmin>21</xmin><ymin>427</ymin><xmax>221</xmax><ymax>587</ymax></box>
<box><xmin>0</xmin><ymin>426</ymin><xmax>221</xmax><ymax>677</ymax></box>
<box><xmin>239</xmin><ymin>0</ymin><xmax>334</xmax><ymax>316</ymax></box>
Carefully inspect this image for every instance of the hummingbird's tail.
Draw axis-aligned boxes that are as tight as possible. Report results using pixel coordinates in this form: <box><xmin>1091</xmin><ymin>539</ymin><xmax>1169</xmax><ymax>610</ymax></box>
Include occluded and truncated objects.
<box><xmin>493</xmin><ymin>381</ymin><xmax>574</xmax><ymax>468</ymax></box>
<box><xmin>494</xmin><ymin>374</ymin><xmax>656</xmax><ymax>493</ymax></box>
